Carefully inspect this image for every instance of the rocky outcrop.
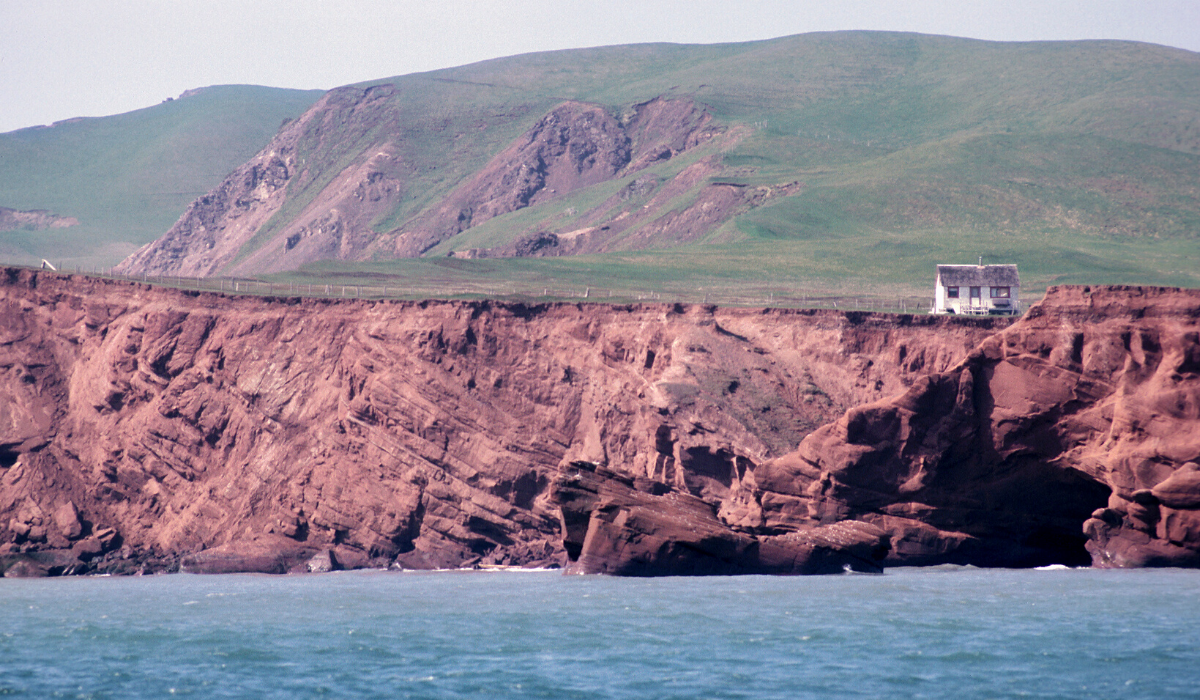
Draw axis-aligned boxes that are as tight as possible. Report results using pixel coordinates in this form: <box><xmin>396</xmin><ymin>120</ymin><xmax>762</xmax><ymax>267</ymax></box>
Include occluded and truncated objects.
<box><xmin>462</xmin><ymin>166</ymin><xmax>803</xmax><ymax>260</ymax></box>
<box><xmin>4</xmin><ymin>271</ymin><xmax>1194</xmax><ymax>576</ymax></box>
<box><xmin>390</xmin><ymin>102</ymin><xmax>637</xmax><ymax>257</ymax></box>
<box><xmin>116</xmin><ymin>94</ymin><xmax>729</xmax><ymax>276</ymax></box>
<box><xmin>745</xmin><ymin>285</ymin><xmax>1200</xmax><ymax>569</ymax></box>
<box><xmin>388</xmin><ymin>98</ymin><xmax>724</xmax><ymax>257</ymax></box>
<box><xmin>554</xmin><ymin>460</ymin><xmax>889</xmax><ymax>575</ymax></box>
<box><xmin>0</xmin><ymin>268</ymin><xmax>1002</xmax><ymax>576</ymax></box>
<box><xmin>114</xmin><ymin>85</ymin><xmax>404</xmax><ymax>278</ymax></box>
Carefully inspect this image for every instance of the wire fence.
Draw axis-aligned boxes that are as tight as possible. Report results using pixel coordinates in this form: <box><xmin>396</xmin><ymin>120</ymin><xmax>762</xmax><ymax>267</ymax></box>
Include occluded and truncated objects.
<box><xmin>32</xmin><ymin>263</ymin><xmax>1011</xmax><ymax>316</ymax></box>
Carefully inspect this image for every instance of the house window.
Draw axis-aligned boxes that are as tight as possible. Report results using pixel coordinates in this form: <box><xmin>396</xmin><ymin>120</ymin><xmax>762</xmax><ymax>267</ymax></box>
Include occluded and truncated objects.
<box><xmin>970</xmin><ymin>287</ymin><xmax>981</xmax><ymax>300</ymax></box>
<box><xmin>946</xmin><ymin>286</ymin><xmax>959</xmax><ymax>298</ymax></box>
<box><xmin>990</xmin><ymin>286</ymin><xmax>1010</xmax><ymax>298</ymax></box>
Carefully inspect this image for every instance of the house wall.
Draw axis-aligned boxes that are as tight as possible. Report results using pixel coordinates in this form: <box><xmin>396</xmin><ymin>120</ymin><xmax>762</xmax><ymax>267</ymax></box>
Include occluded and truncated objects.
<box><xmin>934</xmin><ymin>278</ymin><xmax>1019</xmax><ymax>315</ymax></box>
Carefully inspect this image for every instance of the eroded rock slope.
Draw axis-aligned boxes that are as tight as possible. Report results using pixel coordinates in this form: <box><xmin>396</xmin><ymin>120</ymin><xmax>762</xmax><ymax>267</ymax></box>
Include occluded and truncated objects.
<box><xmin>561</xmin><ymin>285</ymin><xmax>1200</xmax><ymax>574</ymax></box>
<box><xmin>750</xmin><ymin>285</ymin><xmax>1200</xmax><ymax>569</ymax></box>
<box><xmin>0</xmin><ymin>268</ymin><xmax>1001</xmax><ymax>575</ymax></box>
<box><xmin>115</xmin><ymin>92</ymin><xmax>733</xmax><ymax>277</ymax></box>
<box><xmin>4</xmin><ymin>272</ymin><xmax>1196</xmax><ymax>576</ymax></box>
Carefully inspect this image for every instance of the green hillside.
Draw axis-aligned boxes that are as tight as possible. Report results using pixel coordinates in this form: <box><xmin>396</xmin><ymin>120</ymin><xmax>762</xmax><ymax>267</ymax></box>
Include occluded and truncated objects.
<box><xmin>0</xmin><ymin>85</ymin><xmax>323</xmax><ymax>267</ymax></box>
<box><xmin>263</xmin><ymin>32</ymin><xmax>1200</xmax><ymax>299</ymax></box>
<box><xmin>5</xmin><ymin>33</ymin><xmax>1200</xmax><ymax>300</ymax></box>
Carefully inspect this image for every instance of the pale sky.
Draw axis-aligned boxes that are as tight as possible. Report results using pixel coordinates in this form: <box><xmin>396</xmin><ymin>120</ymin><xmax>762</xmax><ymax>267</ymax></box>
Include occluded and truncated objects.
<box><xmin>2</xmin><ymin>0</ymin><xmax>1198</xmax><ymax>134</ymax></box>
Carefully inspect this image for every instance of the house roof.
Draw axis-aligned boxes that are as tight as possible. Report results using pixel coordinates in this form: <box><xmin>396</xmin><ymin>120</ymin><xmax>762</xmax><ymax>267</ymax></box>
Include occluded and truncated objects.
<box><xmin>937</xmin><ymin>264</ymin><xmax>1019</xmax><ymax>287</ymax></box>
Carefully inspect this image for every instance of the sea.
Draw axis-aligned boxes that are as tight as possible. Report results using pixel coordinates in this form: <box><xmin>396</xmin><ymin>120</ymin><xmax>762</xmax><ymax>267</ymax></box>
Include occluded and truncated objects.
<box><xmin>1</xmin><ymin>566</ymin><xmax>1197</xmax><ymax>699</ymax></box>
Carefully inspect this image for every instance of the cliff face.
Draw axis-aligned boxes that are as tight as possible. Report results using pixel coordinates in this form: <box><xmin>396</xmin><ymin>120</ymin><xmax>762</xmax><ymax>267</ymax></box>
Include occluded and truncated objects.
<box><xmin>0</xmin><ymin>268</ymin><xmax>1003</xmax><ymax>576</ymax></box>
<box><xmin>3</xmin><ymin>271</ymin><xmax>1196</xmax><ymax>577</ymax></box>
<box><xmin>747</xmin><ymin>285</ymin><xmax>1200</xmax><ymax>569</ymax></box>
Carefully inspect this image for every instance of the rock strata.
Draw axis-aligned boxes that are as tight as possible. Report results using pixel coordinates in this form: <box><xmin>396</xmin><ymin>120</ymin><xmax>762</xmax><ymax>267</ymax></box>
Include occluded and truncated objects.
<box><xmin>2</xmin><ymin>270</ymin><xmax>1197</xmax><ymax>575</ymax></box>
<box><xmin>0</xmin><ymin>268</ymin><xmax>1001</xmax><ymax>575</ymax></box>
<box><xmin>554</xmin><ymin>461</ymin><xmax>889</xmax><ymax>575</ymax></box>
<box><xmin>116</xmin><ymin>95</ymin><xmax>725</xmax><ymax>277</ymax></box>
<box><xmin>750</xmin><ymin>285</ymin><xmax>1200</xmax><ymax>569</ymax></box>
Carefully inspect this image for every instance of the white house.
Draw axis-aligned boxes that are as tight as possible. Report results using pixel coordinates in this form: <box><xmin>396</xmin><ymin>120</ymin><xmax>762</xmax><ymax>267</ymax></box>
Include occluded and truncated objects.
<box><xmin>932</xmin><ymin>264</ymin><xmax>1020</xmax><ymax>315</ymax></box>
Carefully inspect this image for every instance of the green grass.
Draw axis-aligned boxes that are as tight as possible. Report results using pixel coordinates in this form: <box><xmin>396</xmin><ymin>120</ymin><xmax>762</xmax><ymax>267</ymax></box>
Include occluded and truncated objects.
<box><xmin>267</xmin><ymin>224</ymin><xmax>1197</xmax><ymax>308</ymax></box>
<box><xmin>0</xmin><ymin>85</ymin><xmax>323</xmax><ymax>268</ymax></box>
<box><xmin>4</xmin><ymin>32</ymin><xmax>1199</xmax><ymax>297</ymax></box>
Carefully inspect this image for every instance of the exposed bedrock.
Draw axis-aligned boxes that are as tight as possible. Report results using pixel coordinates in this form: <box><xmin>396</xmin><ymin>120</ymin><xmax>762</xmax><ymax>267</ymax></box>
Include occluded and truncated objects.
<box><xmin>553</xmin><ymin>461</ymin><xmax>889</xmax><ymax>575</ymax></box>
<box><xmin>0</xmin><ymin>268</ymin><xmax>1002</xmax><ymax>576</ymax></box>
<box><xmin>116</xmin><ymin>94</ymin><xmax>724</xmax><ymax>278</ymax></box>
<box><xmin>0</xmin><ymin>269</ymin><xmax>1196</xmax><ymax>576</ymax></box>
<box><xmin>755</xmin><ymin>285</ymin><xmax>1200</xmax><ymax>569</ymax></box>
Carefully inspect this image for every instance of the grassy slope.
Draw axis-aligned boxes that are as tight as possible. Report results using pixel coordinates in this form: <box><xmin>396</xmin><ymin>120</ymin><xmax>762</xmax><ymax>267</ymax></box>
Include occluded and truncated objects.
<box><xmin>267</xmin><ymin>32</ymin><xmax>1199</xmax><ymax>301</ymax></box>
<box><xmin>3</xmin><ymin>33</ymin><xmax>1198</xmax><ymax>301</ymax></box>
<box><xmin>0</xmin><ymin>85</ymin><xmax>323</xmax><ymax>268</ymax></box>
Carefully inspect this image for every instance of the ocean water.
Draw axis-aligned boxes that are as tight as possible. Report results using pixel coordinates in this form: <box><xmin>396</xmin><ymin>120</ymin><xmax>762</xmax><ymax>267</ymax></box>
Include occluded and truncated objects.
<box><xmin>1</xmin><ymin>567</ymin><xmax>1197</xmax><ymax>699</ymax></box>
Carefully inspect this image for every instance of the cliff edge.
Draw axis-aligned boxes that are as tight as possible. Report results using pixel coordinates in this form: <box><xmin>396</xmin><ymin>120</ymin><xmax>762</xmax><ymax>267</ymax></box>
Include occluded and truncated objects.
<box><xmin>0</xmin><ymin>268</ymin><xmax>999</xmax><ymax>575</ymax></box>
<box><xmin>1</xmin><ymin>270</ymin><xmax>1196</xmax><ymax>576</ymax></box>
<box><xmin>751</xmin><ymin>285</ymin><xmax>1200</xmax><ymax>569</ymax></box>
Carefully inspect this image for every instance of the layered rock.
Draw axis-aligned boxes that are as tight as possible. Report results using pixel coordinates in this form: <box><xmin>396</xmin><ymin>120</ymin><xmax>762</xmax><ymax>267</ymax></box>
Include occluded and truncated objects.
<box><xmin>554</xmin><ymin>460</ymin><xmax>889</xmax><ymax>575</ymax></box>
<box><xmin>0</xmin><ymin>268</ymin><xmax>1001</xmax><ymax>575</ymax></box>
<box><xmin>749</xmin><ymin>285</ymin><xmax>1200</xmax><ymax>568</ymax></box>
<box><xmin>114</xmin><ymin>85</ymin><xmax>403</xmax><ymax>278</ymax></box>
<box><xmin>116</xmin><ymin>94</ymin><xmax>727</xmax><ymax>277</ymax></box>
<box><xmin>4</xmin><ymin>270</ymin><xmax>1195</xmax><ymax>576</ymax></box>
<box><xmin>390</xmin><ymin>101</ymin><xmax>640</xmax><ymax>258</ymax></box>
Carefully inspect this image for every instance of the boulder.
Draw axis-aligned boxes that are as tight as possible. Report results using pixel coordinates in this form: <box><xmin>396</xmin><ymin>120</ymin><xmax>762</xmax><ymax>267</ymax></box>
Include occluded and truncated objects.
<box><xmin>552</xmin><ymin>461</ymin><xmax>889</xmax><ymax>575</ymax></box>
<box><xmin>180</xmin><ymin>537</ymin><xmax>317</xmax><ymax>575</ymax></box>
<box><xmin>1151</xmin><ymin>463</ymin><xmax>1200</xmax><ymax>510</ymax></box>
<box><xmin>52</xmin><ymin>501</ymin><xmax>83</xmax><ymax>540</ymax></box>
<box><xmin>304</xmin><ymin>549</ymin><xmax>339</xmax><ymax>573</ymax></box>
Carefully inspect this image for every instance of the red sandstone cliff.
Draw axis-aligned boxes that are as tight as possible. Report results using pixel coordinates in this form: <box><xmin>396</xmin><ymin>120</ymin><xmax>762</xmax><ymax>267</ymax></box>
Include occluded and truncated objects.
<box><xmin>0</xmin><ymin>268</ymin><xmax>1002</xmax><ymax>576</ymax></box>
<box><xmin>539</xmin><ymin>286</ymin><xmax>1200</xmax><ymax>574</ymax></box>
<box><xmin>3</xmin><ymin>271</ymin><xmax>1196</xmax><ymax>577</ymax></box>
<box><xmin>749</xmin><ymin>285</ymin><xmax>1200</xmax><ymax>569</ymax></box>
